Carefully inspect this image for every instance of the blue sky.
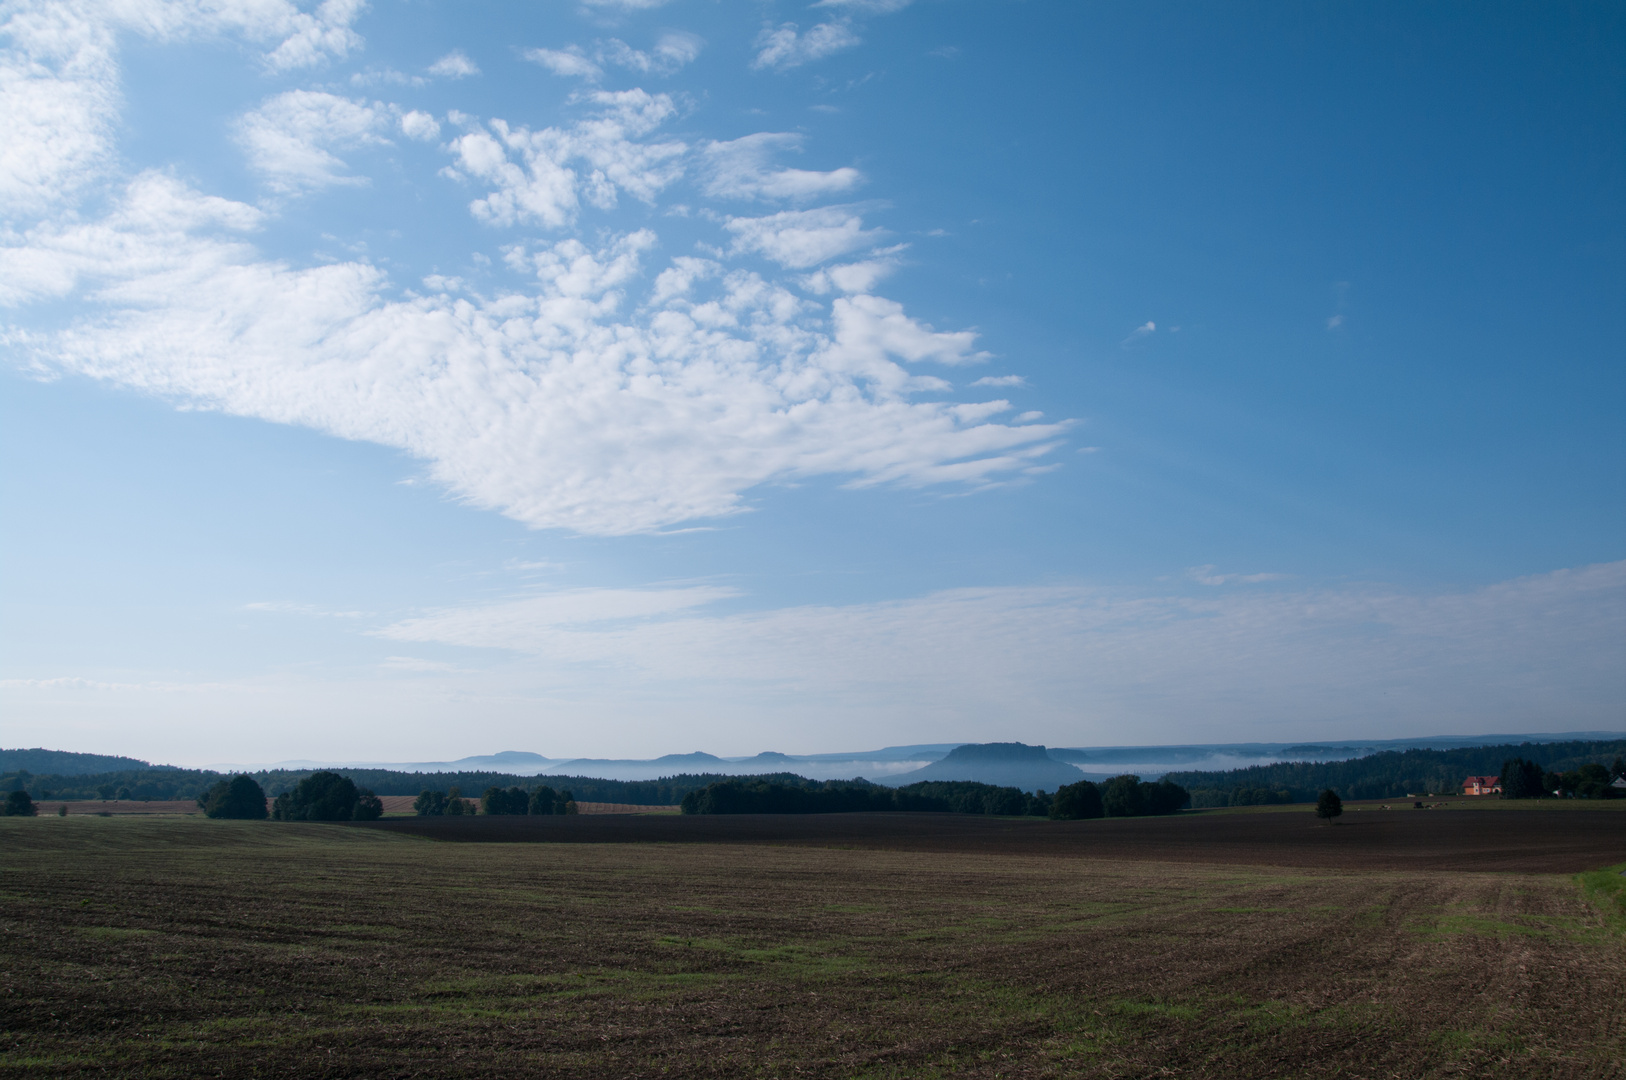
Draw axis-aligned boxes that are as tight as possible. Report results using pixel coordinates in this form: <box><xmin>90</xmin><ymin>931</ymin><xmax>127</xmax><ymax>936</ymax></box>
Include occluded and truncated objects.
<box><xmin>2</xmin><ymin>0</ymin><xmax>1622</xmax><ymax>765</ymax></box>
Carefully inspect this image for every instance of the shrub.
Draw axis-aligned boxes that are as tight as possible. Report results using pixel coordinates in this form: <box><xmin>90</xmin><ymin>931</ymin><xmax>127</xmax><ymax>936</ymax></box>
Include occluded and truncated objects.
<box><xmin>354</xmin><ymin>790</ymin><xmax>383</xmax><ymax>820</ymax></box>
<box><xmin>3</xmin><ymin>790</ymin><xmax>36</xmax><ymax>817</ymax></box>
<box><xmin>202</xmin><ymin>776</ymin><xmax>269</xmax><ymax>820</ymax></box>
<box><xmin>1315</xmin><ymin>789</ymin><xmax>1343</xmax><ymax>820</ymax></box>
<box><xmin>413</xmin><ymin>790</ymin><xmax>449</xmax><ymax>816</ymax></box>
<box><xmin>528</xmin><ymin>785</ymin><xmax>561</xmax><ymax>814</ymax></box>
<box><xmin>1050</xmin><ymin>780</ymin><xmax>1103</xmax><ymax>820</ymax></box>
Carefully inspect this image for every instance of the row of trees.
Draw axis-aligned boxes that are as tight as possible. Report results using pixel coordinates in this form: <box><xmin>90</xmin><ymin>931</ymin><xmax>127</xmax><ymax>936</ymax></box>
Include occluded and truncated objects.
<box><xmin>1501</xmin><ymin>757</ymin><xmax>1624</xmax><ymax>800</ymax></box>
<box><xmin>1</xmin><ymin>771</ymin><xmax>385</xmax><ymax>822</ymax></box>
<box><xmin>410</xmin><ymin>785</ymin><xmax>580</xmax><ymax>816</ymax></box>
<box><xmin>678</xmin><ymin>775</ymin><xmax>1193</xmax><ymax>817</ymax></box>
<box><xmin>1048</xmin><ymin>776</ymin><xmax>1190</xmax><ymax>820</ymax></box>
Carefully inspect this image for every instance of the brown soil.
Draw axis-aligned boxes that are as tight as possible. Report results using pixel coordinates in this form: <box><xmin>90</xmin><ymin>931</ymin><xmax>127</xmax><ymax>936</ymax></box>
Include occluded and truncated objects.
<box><xmin>574</xmin><ymin>801</ymin><xmax>681</xmax><ymax>814</ymax></box>
<box><xmin>0</xmin><ymin>817</ymin><xmax>1621</xmax><ymax>1079</ymax></box>
<box><xmin>34</xmin><ymin>800</ymin><xmax>202</xmax><ymax>816</ymax></box>
<box><xmin>358</xmin><ymin>807</ymin><xmax>1625</xmax><ymax>873</ymax></box>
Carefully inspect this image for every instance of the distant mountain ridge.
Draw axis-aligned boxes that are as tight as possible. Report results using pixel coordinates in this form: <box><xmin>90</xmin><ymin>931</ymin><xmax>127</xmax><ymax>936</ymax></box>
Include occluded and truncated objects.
<box><xmin>881</xmin><ymin>742</ymin><xmax>1091</xmax><ymax>793</ymax></box>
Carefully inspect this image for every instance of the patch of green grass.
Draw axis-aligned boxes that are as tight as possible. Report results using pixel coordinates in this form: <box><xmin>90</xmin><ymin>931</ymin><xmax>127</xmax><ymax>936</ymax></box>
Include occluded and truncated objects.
<box><xmin>1576</xmin><ymin>861</ymin><xmax>1626</xmax><ymax>934</ymax></box>
<box><xmin>77</xmin><ymin>927</ymin><xmax>156</xmax><ymax>941</ymax></box>
<box><xmin>1111</xmin><ymin>998</ymin><xmax>1202</xmax><ymax>1021</ymax></box>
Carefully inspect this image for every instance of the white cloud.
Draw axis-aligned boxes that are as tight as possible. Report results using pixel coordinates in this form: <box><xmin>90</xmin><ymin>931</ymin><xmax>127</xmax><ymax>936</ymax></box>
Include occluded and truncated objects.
<box><xmin>647</xmin><ymin>254</ymin><xmax>720</xmax><ymax>307</ymax></box>
<box><xmin>0</xmin><ymin>0</ymin><xmax>366</xmax><ymax>218</ymax></box>
<box><xmin>1121</xmin><ymin>320</ymin><xmax>1155</xmax><ymax>345</ymax></box>
<box><xmin>751</xmin><ymin>21</ymin><xmax>861</xmax><ymax>71</ymax></box>
<box><xmin>603</xmin><ymin>32</ymin><xmax>702</xmax><ymax>75</ymax></box>
<box><xmin>262</xmin><ymin>0</ymin><xmax>365</xmax><ymax>72</ymax></box>
<box><xmin>442</xmin><ymin>91</ymin><xmax>686</xmax><ymax>227</ymax></box>
<box><xmin>379</xmin><ymin>586</ymin><xmax>739</xmax><ymax>653</ymax></box>
<box><xmin>235</xmin><ymin>90</ymin><xmax>392</xmax><ymax>195</ymax></box>
<box><xmin>814</xmin><ymin>294</ymin><xmax>996</xmax><ymax>399</ymax></box>
<box><xmin>799</xmin><ymin>253</ymin><xmax>900</xmax><ymax>295</ymax></box>
<box><xmin>1187</xmin><ymin>565</ymin><xmax>1288</xmax><ymax>587</ymax></box>
<box><xmin>725</xmin><ymin>206</ymin><xmax>883</xmax><ymax>268</ymax></box>
<box><xmin>370</xmin><ymin>563</ymin><xmax>1626</xmax><ymax>741</ymax></box>
<box><xmin>701</xmin><ymin>132</ymin><xmax>861</xmax><ymax>201</ymax></box>
<box><xmin>399</xmin><ymin>110</ymin><xmax>439</xmax><ymax>141</ymax></box>
<box><xmin>5</xmin><ymin>176</ymin><xmax>1068</xmax><ymax>534</ymax></box>
<box><xmin>814</xmin><ymin>0</ymin><xmax>913</xmax><ymax>11</ymax></box>
<box><xmin>380</xmin><ymin>656</ymin><xmax>465</xmax><ymax>673</ymax></box>
<box><xmin>524</xmin><ymin>47</ymin><xmax>603</xmax><ymax>80</ymax></box>
<box><xmin>427</xmin><ymin>50</ymin><xmax>479</xmax><ymax>78</ymax></box>
<box><xmin>972</xmin><ymin>375</ymin><xmax>1027</xmax><ymax>388</ymax></box>
<box><xmin>527</xmin><ymin>34</ymin><xmax>702</xmax><ymax>81</ymax></box>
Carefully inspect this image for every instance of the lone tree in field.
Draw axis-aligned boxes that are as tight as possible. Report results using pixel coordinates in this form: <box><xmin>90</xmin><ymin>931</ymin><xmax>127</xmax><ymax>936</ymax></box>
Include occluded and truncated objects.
<box><xmin>3</xmin><ymin>790</ymin><xmax>36</xmax><ymax>817</ymax></box>
<box><xmin>201</xmin><ymin>775</ymin><xmax>269</xmax><ymax>820</ymax></box>
<box><xmin>1315</xmin><ymin>789</ymin><xmax>1343</xmax><ymax>821</ymax></box>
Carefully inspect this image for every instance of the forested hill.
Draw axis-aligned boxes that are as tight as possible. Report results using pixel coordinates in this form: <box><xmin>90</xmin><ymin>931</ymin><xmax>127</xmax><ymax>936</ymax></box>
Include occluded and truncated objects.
<box><xmin>1166</xmin><ymin>738</ymin><xmax>1626</xmax><ymax>804</ymax></box>
<box><xmin>0</xmin><ymin>766</ymin><xmax>814</xmax><ymax>806</ymax></box>
<box><xmin>0</xmin><ymin>748</ymin><xmax>153</xmax><ymax>775</ymax></box>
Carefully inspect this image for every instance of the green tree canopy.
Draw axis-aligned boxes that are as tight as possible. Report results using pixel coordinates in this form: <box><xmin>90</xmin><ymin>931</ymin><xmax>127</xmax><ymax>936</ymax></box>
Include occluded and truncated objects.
<box><xmin>271</xmin><ymin>771</ymin><xmax>380</xmax><ymax>821</ymax></box>
<box><xmin>481</xmin><ymin>786</ymin><xmax>529</xmax><ymax>815</ymax></box>
<box><xmin>1050</xmin><ymin>780</ymin><xmax>1103</xmax><ymax>820</ymax></box>
<box><xmin>3</xmin><ymin>790</ymin><xmax>36</xmax><ymax>817</ymax></box>
<box><xmin>1315</xmin><ymin>789</ymin><xmax>1343</xmax><ymax>820</ymax></box>
<box><xmin>1499</xmin><ymin>758</ymin><xmax>1546</xmax><ymax>800</ymax></box>
<box><xmin>202</xmin><ymin>775</ymin><xmax>269</xmax><ymax>820</ymax></box>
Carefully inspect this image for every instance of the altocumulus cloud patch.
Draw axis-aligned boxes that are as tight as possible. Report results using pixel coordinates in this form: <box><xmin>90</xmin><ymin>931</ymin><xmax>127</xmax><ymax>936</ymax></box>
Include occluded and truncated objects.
<box><xmin>0</xmin><ymin>0</ymin><xmax>1067</xmax><ymax>536</ymax></box>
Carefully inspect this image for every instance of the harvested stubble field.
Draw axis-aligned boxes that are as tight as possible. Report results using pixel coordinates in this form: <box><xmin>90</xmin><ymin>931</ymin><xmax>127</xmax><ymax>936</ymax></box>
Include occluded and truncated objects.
<box><xmin>1</xmin><ymin>814</ymin><xmax>1622</xmax><ymax>1080</ymax></box>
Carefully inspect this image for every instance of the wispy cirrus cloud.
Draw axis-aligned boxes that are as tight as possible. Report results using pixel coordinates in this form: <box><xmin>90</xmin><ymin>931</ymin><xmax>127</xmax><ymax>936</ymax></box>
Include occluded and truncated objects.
<box><xmin>370</xmin><ymin>563</ymin><xmax>1626</xmax><ymax>739</ymax></box>
<box><xmin>724</xmin><ymin>205</ymin><xmax>885</xmax><ymax>268</ymax></box>
<box><xmin>427</xmin><ymin>50</ymin><xmax>480</xmax><ymax>78</ymax></box>
<box><xmin>751</xmin><ymin>21</ymin><xmax>861</xmax><ymax>71</ymax></box>
<box><xmin>701</xmin><ymin>133</ymin><xmax>861</xmax><ymax>201</ymax></box>
<box><xmin>235</xmin><ymin>91</ymin><xmax>393</xmax><ymax>195</ymax></box>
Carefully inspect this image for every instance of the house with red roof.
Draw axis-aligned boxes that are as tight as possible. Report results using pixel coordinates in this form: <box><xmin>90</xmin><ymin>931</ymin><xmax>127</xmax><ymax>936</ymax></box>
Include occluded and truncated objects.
<box><xmin>1462</xmin><ymin>775</ymin><xmax>1501</xmax><ymax>795</ymax></box>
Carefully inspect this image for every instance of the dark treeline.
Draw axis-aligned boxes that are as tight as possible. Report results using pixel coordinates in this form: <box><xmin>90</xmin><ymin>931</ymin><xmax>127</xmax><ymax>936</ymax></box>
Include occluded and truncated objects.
<box><xmin>0</xmin><ymin>768</ymin><xmax>802</xmax><ymax>806</ymax></box>
<box><xmin>680</xmin><ymin>777</ymin><xmax>1047</xmax><ymax>815</ymax></box>
<box><xmin>1168</xmin><ymin>739</ymin><xmax>1626</xmax><ymax>805</ymax></box>
<box><xmin>0</xmin><ymin>768</ymin><xmax>219</xmax><ymax>802</ymax></box>
<box><xmin>680</xmin><ymin>776</ymin><xmax>1191</xmax><ymax>817</ymax></box>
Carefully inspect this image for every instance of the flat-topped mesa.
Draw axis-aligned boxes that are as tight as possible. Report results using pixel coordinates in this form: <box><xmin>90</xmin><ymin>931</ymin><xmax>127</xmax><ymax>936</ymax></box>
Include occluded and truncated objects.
<box><xmin>938</xmin><ymin>742</ymin><xmax>1059</xmax><ymax>762</ymax></box>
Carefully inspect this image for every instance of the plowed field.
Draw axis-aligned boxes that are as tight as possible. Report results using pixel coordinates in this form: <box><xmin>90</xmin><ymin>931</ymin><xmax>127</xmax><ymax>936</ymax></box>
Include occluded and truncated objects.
<box><xmin>362</xmin><ymin>806</ymin><xmax>1624</xmax><ymax>872</ymax></box>
<box><xmin>1</xmin><ymin>813</ymin><xmax>1621</xmax><ymax>1079</ymax></box>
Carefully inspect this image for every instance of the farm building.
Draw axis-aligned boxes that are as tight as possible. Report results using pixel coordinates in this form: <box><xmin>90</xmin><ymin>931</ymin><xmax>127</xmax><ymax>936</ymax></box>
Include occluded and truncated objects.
<box><xmin>1462</xmin><ymin>776</ymin><xmax>1501</xmax><ymax>795</ymax></box>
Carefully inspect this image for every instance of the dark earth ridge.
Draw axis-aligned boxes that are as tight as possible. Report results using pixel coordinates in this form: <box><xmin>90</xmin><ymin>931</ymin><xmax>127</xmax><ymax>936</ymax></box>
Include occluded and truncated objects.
<box><xmin>359</xmin><ymin>807</ymin><xmax>1624</xmax><ymax>873</ymax></box>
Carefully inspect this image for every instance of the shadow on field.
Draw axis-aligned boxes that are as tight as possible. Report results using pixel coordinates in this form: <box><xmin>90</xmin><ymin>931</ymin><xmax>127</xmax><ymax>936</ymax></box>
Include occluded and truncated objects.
<box><xmin>356</xmin><ymin>808</ymin><xmax>1624</xmax><ymax>872</ymax></box>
